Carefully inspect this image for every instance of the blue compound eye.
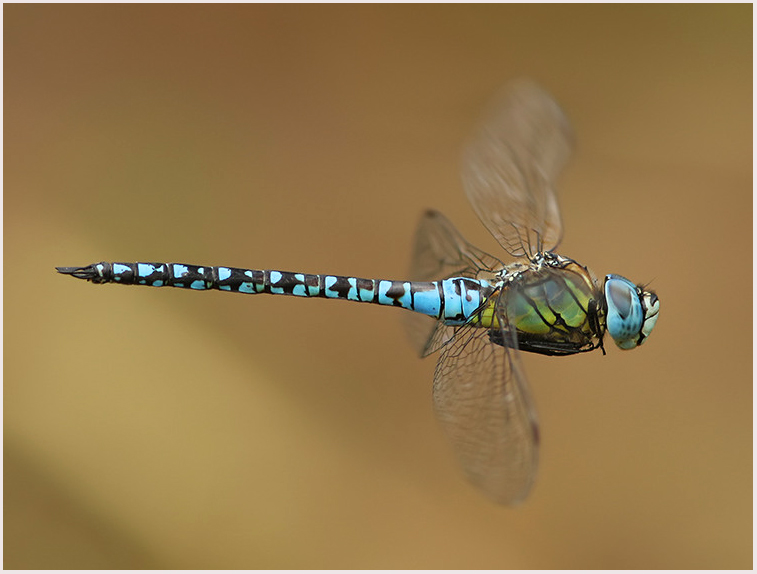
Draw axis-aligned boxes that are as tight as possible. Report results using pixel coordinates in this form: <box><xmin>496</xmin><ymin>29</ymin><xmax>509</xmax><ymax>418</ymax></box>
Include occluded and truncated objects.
<box><xmin>604</xmin><ymin>275</ymin><xmax>645</xmax><ymax>350</ymax></box>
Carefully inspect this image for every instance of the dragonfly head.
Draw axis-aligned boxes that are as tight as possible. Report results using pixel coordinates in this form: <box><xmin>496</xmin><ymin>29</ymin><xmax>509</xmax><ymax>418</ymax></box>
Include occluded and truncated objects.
<box><xmin>603</xmin><ymin>274</ymin><xmax>659</xmax><ymax>350</ymax></box>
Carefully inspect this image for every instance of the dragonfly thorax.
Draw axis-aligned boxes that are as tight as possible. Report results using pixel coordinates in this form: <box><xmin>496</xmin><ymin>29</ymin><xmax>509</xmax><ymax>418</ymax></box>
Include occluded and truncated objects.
<box><xmin>472</xmin><ymin>252</ymin><xmax>606</xmax><ymax>356</ymax></box>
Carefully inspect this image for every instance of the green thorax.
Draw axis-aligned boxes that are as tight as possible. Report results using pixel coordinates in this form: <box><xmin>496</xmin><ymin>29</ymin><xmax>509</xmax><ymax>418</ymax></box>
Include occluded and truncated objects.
<box><xmin>474</xmin><ymin>254</ymin><xmax>605</xmax><ymax>355</ymax></box>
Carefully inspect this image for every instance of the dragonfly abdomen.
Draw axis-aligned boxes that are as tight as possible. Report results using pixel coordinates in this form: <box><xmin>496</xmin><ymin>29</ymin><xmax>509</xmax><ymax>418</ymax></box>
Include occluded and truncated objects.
<box><xmin>56</xmin><ymin>262</ymin><xmax>492</xmax><ymax>322</ymax></box>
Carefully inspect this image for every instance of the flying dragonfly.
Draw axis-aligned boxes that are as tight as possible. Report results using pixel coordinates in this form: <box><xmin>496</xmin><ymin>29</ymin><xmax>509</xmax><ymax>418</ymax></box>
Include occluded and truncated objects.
<box><xmin>57</xmin><ymin>80</ymin><xmax>659</xmax><ymax>505</ymax></box>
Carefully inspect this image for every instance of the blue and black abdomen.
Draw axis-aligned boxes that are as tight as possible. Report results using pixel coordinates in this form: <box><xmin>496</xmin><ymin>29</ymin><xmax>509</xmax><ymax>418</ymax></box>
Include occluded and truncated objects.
<box><xmin>56</xmin><ymin>261</ymin><xmax>491</xmax><ymax>324</ymax></box>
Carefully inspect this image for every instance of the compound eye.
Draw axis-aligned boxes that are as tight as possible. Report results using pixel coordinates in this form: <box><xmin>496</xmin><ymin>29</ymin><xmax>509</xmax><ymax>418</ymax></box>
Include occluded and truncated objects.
<box><xmin>604</xmin><ymin>275</ymin><xmax>644</xmax><ymax>350</ymax></box>
<box><xmin>606</xmin><ymin>279</ymin><xmax>633</xmax><ymax>318</ymax></box>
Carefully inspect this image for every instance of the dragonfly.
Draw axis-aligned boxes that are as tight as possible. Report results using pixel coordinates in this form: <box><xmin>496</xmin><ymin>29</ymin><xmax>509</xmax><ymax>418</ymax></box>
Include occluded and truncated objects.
<box><xmin>57</xmin><ymin>80</ymin><xmax>659</xmax><ymax>505</ymax></box>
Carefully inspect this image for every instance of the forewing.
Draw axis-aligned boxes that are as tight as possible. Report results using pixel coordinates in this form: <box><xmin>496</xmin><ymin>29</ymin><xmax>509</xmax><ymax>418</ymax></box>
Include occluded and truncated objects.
<box><xmin>404</xmin><ymin>210</ymin><xmax>502</xmax><ymax>357</ymax></box>
<box><xmin>432</xmin><ymin>318</ymin><xmax>539</xmax><ymax>505</ymax></box>
<box><xmin>461</xmin><ymin>79</ymin><xmax>574</xmax><ymax>258</ymax></box>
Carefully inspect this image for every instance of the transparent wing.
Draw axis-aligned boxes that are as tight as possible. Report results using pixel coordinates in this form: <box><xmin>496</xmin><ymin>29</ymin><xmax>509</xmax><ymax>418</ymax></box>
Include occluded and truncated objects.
<box><xmin>409</xmin><ymin>209</ymin><xmax>503</xmax><ymax>282</ymax></box>
<box><xmin>461</xmin><ymin>79</ymin><xmax>574</xmax><ymax>258</ymax></box>
<box><xmin>432</xmin><ymin>302</ymin><xmax>539</xmax><ymax>505</ymax></box>
<box><xmin>404</xmin><ymin>210</ymin><xmax>502</xmax><ymax>357</ymax></box>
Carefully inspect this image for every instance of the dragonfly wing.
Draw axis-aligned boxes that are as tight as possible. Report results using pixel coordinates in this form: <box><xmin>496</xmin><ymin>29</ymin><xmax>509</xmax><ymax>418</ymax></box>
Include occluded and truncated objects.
<box><xmin>409</xmin><ymin>209</ymin><xmax>503</xmax><ymax>282</ymax></box>
<box><xmin>461</xmin><ymin>79</ymin><xmax>574</xmax><ymax>258</ymax></box>
<box><xmin>434</xmin><ymin>320</ymin><xmax>539</xmax><ymax>505</ymax></box>
<box><xmin>405</xmin><ymin>210</ymin><xmax>502</xmax><ymax>357</ymax></box>
<box><xmin>432</xmin><ymin>316</ymin><xmax>539</xmax><ymax>505</ymax></box>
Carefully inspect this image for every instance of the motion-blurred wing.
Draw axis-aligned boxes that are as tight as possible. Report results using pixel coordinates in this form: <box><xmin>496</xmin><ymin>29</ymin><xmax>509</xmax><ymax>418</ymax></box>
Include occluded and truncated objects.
<box><xmin>461</xmin><ymin>80</ymin><xmax>574</xmax><ymax>258</ymax></box>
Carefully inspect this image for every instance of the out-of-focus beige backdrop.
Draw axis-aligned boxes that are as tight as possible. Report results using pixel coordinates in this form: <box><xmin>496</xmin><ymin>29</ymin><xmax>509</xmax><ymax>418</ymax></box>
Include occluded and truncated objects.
<box><xmin>5</xmin><ymin>5</ymin><xmax>751</xmax><ymax>569</ymax></box>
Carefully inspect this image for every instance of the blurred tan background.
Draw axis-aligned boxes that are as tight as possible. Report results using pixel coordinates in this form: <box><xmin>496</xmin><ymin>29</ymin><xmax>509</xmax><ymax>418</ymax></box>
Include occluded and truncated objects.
<box><xmin>4</xmin><ymin>4</ymin><xmax>751</xmax><ymax>569</ymax></box>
